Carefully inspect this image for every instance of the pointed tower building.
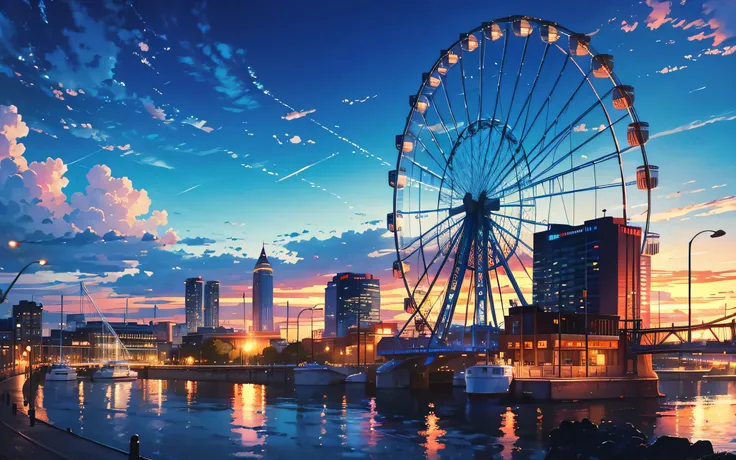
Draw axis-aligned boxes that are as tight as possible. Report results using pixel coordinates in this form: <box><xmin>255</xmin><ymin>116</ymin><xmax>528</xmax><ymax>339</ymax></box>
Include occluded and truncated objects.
<box><xmin>252</xmin><ymin>245</ymin><xmax>274</xmax><ymax>331</ymax></box>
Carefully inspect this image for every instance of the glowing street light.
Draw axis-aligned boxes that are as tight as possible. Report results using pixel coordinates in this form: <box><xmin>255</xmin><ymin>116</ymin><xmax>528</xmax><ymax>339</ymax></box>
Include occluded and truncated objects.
<box><xmin>688</xmin><ymin>229</ymin><xmax>727</xmax><ymax>342</ymax></box>
<box><xmin>8</xmin><ymin>240</ymin><xmax>19</xmax><ymax>248</ymax></box>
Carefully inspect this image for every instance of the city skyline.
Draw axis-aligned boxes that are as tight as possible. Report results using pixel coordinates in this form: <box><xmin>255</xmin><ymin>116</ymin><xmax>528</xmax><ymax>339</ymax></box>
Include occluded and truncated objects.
<box><xmin>0</xmin><ymin>0</ymin><xmax>733</xmax><ymax>332</ymax></box>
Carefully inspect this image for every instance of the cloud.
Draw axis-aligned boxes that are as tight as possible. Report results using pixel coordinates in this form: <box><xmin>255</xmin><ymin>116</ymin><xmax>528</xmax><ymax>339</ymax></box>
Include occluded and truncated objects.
<box><xmin>289</xmin><ymin>135</ymin><xmax>302</xmax><ymax>144</ymax></box>
<box><xmin>117</xmin><ymin>144</ymin><xmax>131</xmax><ymax>151</ymax></box>
<box><xmin>138</xmin><ymin>42</ymin><xmax>149</xmax><ymax>52</ymax></box>
<box><xmin>178</xmin><ymin>237</ymin><xmax>216</xmax><ymax>246</ymax></box>
<box><xmin>159</xmin><ymin>228</ymin><xmax>180</xmax><ymax>245</ymax></box>
<box><xmin>689</xmin><ymin>86</ymin><xmax>707</xmax><ymax>93</ymax></box>
<box><xmin>621</xmin><ymin>20</ymin><xmax>639</xmax><ymax>32</ymax></box>
<box><xmin>182</xmin><ymin>117</ymin><xmax>214</xmax><ymax>133</ymax></box>
<box><xmin>657</xmin><ymin>65</ymin><xmax>687</xmax><ymax>74</ymax></box>
<box><xmin>44</xmin><ymin>4</ymin><xmax>124</xmax><ymax>98</ymax></box>
<box><xmin>282</xmin><ymin>109</ymin><xmax>316</xmax><ymax>121</ymax></box>
<box><xmin>651</xmin><ymin>113</ymin><xmax>736</xmax><ymax>139</ymax></box>
<box><xmin>573</xmin><ymin>123</ymin><xmax>589</xmax><ymax>132</ymax></box>
<box><xmin>645</xmin><ymin>0</ymin><xmax>672</xmax><ymax>30</ymax></box>
<box><xmin>138</xmin><ymin>157</ymin><xmax>174</xmax><ymax>169</ymax></box>
<box><xmin>701</xmin><ymin>0</ymin><xmax>736</xmax><ymax>46</ymax></box>
<box><xmin>640</xmin><ymin>195</ymin><xmax>736</xmax><ymax>222</ymax></box>
<box><xmin>141</xmin><ymin>98</ymin><xmax>168</xmax><ymax>121</ymax></box>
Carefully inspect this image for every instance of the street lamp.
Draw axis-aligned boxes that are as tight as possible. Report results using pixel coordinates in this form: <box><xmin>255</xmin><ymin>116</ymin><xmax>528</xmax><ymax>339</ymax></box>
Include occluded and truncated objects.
<box><xmin>296</xmin><ymin>304</ymin><xmax>323</xmax><ymax>363</ymax></box>
<box><xmin>0</xmin><ymin>259</ymin><xmax>49</xmax><ymax>304</ymax></box>
<box><xmin>8</xmin><ymin>240</ymin><xmax>19</xmax><ymax>249</ymax></box>
<box><xmin>688</xmin><ymin>229</ymin><xmax>726</xmax><ymax>342</ymax></box>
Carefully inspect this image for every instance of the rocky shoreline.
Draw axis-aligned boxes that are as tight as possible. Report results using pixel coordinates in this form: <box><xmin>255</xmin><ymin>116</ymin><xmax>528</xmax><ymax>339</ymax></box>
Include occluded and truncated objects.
<box><xmin>546</xmin><ymin>419</ymin><xmax>735</xmax><ymax>460</ymax></box>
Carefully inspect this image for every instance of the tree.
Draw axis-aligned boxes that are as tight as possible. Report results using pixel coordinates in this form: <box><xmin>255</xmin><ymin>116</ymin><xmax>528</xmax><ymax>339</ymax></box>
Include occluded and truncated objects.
<box><xmin>280</xmin><ymin>342</ymin><xmax>306</xmax><ymax>364</ymax></box>
<box><xmin>261</xmin><ymin>346</ymin><xmax>280</xmax><ymax>365</ymax></box>
<box><xmin>200</xmin><ymin>338</ymin><xmax>233</xmax><ymax>364</ymax></box>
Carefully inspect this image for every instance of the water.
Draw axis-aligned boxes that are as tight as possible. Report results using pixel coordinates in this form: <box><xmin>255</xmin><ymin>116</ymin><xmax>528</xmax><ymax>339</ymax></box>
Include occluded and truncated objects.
<box><xmin>32</xmin><ymin>379</ymin><xmax>736</xmax><ymax>459</ymax></box>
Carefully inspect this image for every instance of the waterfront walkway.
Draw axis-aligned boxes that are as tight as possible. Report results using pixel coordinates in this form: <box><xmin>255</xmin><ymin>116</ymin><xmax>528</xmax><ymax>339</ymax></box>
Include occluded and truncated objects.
<box><xmin>0</xmin><ymin>375</ymin><xmax>130</xmax><ymax>460</ymax></box>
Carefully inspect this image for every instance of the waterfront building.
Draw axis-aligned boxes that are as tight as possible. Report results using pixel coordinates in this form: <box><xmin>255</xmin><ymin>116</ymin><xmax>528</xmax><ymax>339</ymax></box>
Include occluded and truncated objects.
<box><xmin>532</xmin><ymin>216</ymin><xmax>642</xmax><ymax>325</ymax></box>
<box><xmin>306</xmin><ymin>322</ymin><xmax>397</xmax><ymax>365</ymax></box>
<box><xmin>640</xmin><ymin>254</ymin><xmax>652</xmax><ymax>329</ymax></box>
<box><xmin>12</xmin><ymin>300</ymin><xmax>43</xmax><ymax>365</ymax></box>
<box><xmin>499</xmin><ymin>305</ymin><xmax>622</xmax><ymax>374</ymax></box>
<box><xmin>323</xmin><ymin>273</ymin><xmax>381</xmax><ymax>338</ymax></box>
<box><xmin>204</xmin><ymin>280</ymin><xmax>220</xmax><ymax>328</ymax></box>
<box><xmin>185</xmin><ymin>277</ymin><xmax>204</xmax><ymax>333</ymax></box>
<box><xmin>252</xmin><ymin>246</ymin><xmax>274</xmax><ymax>332</ymax></box>
<box><xmin>0</xmin><ymin>318</ymin><xmax>12</xmax><ymax>374</ymax></box>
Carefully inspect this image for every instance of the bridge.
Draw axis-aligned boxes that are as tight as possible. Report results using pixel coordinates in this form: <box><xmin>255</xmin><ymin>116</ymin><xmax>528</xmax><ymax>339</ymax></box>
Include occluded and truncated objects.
<box><xmin>628</xmin><ymin>312</ymin><xmax>736</xmax><ymax>355</ymax></box>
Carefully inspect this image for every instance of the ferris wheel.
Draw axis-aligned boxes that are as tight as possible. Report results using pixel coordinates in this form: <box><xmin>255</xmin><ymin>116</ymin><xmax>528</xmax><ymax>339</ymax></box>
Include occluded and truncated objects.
<box><xmin>387</xmin><ymin>16</ymin><xmax>658</xmax><ymax>344</ymax></box>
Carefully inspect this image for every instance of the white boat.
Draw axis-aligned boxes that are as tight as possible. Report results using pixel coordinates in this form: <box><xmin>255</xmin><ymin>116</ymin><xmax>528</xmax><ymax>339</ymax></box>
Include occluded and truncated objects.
<box><xmin>46</xmin><ymin>363</ymin><xmax>78</xmax><ymax>382</ymax></box>
<box><xmin>46</xmin><ymin>295</ymin><xmax>78</xmax><ymax>382</ymax></box>
<box><xmin>92</xmin><ymin>361</ymin><xmax>138</xmax><ymax>381</ymax></box>
<box><xmin>453</xmin><ymin>371</ymin><xmax>466</xmax><ymax>387</ymax></box>
<box><xmin>465</xmin><ymin>365</ymin><xmax>513</xmax><ymax>396</ymax></box>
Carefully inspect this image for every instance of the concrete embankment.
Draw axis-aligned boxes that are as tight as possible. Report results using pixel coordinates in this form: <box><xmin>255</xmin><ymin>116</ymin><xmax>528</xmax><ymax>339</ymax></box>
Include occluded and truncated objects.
<box><xmin>514</xmin><ymin>377</ymin><xmax>660</xmax><ymax>401</ymax></box>
<box><xmin>139</xmin><ymin>364</ymin><xmax>295</xmax><ymax>384</ymax></box>
<box><xmin>0</xmin><ymin>374</ymin><xmax>135</xmax><ymax>459</ymax></box>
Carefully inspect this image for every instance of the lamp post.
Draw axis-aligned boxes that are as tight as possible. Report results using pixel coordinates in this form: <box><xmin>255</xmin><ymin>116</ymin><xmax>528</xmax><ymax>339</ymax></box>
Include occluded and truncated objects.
<box><xmin>0</xmin><ymin>258</ymin><xmax>48</xmax><ymax>304</ymax></box>
<box><xmin>688</xmin><ymin>229</ymin><xmax>726</xmax><ymax>342</ymax></box>
<box><xmin>295</xmin><ymin>304</ymin><xmax>323</xmax><ymax>363</ymax></box>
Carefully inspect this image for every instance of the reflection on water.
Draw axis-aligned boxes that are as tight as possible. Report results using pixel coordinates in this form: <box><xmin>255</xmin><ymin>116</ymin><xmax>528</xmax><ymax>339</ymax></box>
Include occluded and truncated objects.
<box><xmin>34</xmin><ymin>379</ymin><xmax>736</xmax><ymax>459</ymax></box>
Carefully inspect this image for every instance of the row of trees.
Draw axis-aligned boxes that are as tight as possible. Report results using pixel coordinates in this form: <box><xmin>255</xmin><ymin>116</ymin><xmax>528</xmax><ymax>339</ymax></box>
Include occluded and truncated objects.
<box><xmin>178</xmin><ymin>339</ymin><xmax>332</xmax><ymax>365</ymax></box>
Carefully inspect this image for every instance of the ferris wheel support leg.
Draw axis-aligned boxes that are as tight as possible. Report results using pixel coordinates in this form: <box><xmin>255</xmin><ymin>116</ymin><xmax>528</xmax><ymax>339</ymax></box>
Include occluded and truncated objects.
<box><xmin>474</xmin><ymin>219</ymin><xmax>488</xmax><ymax>328</ymax></box>
<box><xmin>430</xmin><ymin>218</ymin><xmax>475</xmax><ymax>347</ymax></box>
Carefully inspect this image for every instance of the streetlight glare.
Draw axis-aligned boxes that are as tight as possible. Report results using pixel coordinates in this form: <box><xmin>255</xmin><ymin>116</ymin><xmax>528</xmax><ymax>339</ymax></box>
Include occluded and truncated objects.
<box><xmin>25</xmin><ymin>345</ymin><xmax>31</xmax><ymax>352</ymax></box>
<box><xmin>38</xmin><ymin>259</ymin><xmax>47</xmax><ymax>266</ymax></box>
<box><xmin>8</xmin><ymin>240</ymin><xmax>18</xmax><ymax>248</ymax></box>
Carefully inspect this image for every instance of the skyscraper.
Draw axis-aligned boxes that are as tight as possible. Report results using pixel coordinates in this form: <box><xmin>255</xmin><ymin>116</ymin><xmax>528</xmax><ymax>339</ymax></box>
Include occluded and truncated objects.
<box><xmin>204</xmin><ymin>280</ymin><xmax>220</xmax><ymax>328</ymax></box>
<box><xmin>184</xmin><ymin>277</ymin><xmax>204</xmax><ymax>333</ymax></box>
<box><xmin>323</xmin><ymin>273</ymin><xmax>381</xmax><ymax>338</ymax></box>
<box><xmin>252</xmin><ymin>246</ymin><xmax>274</xmax><ymax>332</ymax></box>
<box><xmin>532</xmin><ymin>216</ymin><xmax>641</xmax><ymax>323</ymax></box>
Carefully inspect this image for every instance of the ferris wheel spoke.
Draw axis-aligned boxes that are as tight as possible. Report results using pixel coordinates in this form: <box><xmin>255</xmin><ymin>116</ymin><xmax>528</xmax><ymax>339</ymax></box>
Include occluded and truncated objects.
<box><xmin>478</xmin><ymin>26</ymin><xmax>510</xmax><ymax>180</ymax></box>
<box><xmin>415</xmin><ymin>134</ymin><xmax>453</xmax><ymax>176</ymax></box>
<box><xmin>517</xmin><ymin>55</ymin><xmax>571</xmax><ymax>150</ymax></box>
<box><xmin>418</xmin><ymin>113</ymin><xmax>450</xmax><ymax>161</ymax></box>
<box><xmin>430</xmin><ymin>100</ymin><xmax>458</xmax><ymax>145</ymax></box>
<box><xmin>528</xmin><ymin>112</ymin><xmax>629</xmax><ymax>180</ymax></box>
<box><xmin>490</xmin><ymin>212</ymin><xmax>549</xmax><ymax>229</ymax></box>
<box><xmin>411</xmin><ymin>220</ymin><xmax>465</xmax><ymax>310</ymax></box>
<box><xmin>492</xmin><ymin>222</ymin><xmax>532</xmax><ymax>283</ymax></box>
<box><xmin>459</xmin><ymin>46</ymin><xmax>473</xmax><ymax>129</ymax></box>
<box><xmin>490</xmin><ymin>218</ymin><xmax>533</xmax><ymax>253</ymax></box>
<box><xmin>511</xmin><ymin>43</ymin><xmax>551</xmax><ymax>131</ymax></box>
<box><xmin>489</xmin><ymin>85</ymin><xmax>613</xmax><ymax>194</ymax></box>
<box><xmin>481</xmin><ymin>34</ymin><xmax>532</xmax><ymax>192</ymax></box>
<box><xmin>495</xmin><ymin>143</ymin><xmax>636</xmax><ymax>199</ymax></box>
<box><xmin>477</xmin><ymin>32</ymin><xmax>486</xmax><ymax>123</ymax></box>
<box><xmin>400</xmin><ymin>215</ymin><xmax>463</xmax><ymax>261</ymax></box>
<box><xmin>488</xmin><ymin>219</ymin><xmax>528</xmax><ymax>305</ymax></box>
<box><xmin>523</xmin><ymin>79</ymin><xmax>611</xmax><ymax>170</ymax></box>
<box><xmin>439</xmin><ymin>77</ymin><xmax>462</xmax><ymax>135</ymax></box>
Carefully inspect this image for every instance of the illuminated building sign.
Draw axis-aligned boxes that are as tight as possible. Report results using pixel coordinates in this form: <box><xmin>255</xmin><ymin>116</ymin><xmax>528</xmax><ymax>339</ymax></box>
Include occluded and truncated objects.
<box><xmin>548</xmin><ymin>225</ymin><xmax>598</xmax><ymax>241</ymax></box>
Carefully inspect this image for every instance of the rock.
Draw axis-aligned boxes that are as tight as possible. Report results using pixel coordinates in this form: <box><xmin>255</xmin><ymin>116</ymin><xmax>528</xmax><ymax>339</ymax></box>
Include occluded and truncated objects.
<box><xmin>597</xmin><ymin>440</ymin><xmax>617</xmax><ymax>459</ymax></box>
<box><xmin>647</xmin><ymin>436</ymin><xmax>691</xmax><ymax>460</ymax></box>
<box><xmin>691</xmin><ymin>440</ymin><xmax>715</xmax><ymax>458</ymax></box>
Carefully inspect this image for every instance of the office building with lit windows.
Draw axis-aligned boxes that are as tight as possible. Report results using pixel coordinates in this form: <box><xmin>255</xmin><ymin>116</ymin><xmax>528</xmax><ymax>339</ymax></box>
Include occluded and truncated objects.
<box><xmin>324</xmin><ymin>273</ymin><xmax>381</xmax><ymax>338</ymax></box>
<box><xmin>185</xmin><ymin>277</ymin><xmax>204</xmax><ymax>333</ymax></box>
<box><xmin>252</xmin><ymin>246</ymin><xmax>274</xmax><ymax>332</ymax></box>
<box><xmin>204</xmin><ymin>280</ymin><xmax>220</xmax><ymax>328</ymax></box>
<box><xmin>532</xmin><ymin>216</ymin><xmax>642</xmax><ymax>324</ymax></box>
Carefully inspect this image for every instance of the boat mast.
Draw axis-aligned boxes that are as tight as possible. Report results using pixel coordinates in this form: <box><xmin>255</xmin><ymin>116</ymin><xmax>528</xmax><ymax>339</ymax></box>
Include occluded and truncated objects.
<box><xmin>60</xmin><ymin>294</ymin><xmax>64</xmax><ymax>363</ymax></box>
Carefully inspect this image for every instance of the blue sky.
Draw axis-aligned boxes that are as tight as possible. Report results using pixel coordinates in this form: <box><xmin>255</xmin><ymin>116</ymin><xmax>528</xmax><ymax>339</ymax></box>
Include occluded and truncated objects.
<box><xmin>0</xmin><ymin>0</ymin><xmax>734</xmax><ymax>330</ymax></box>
